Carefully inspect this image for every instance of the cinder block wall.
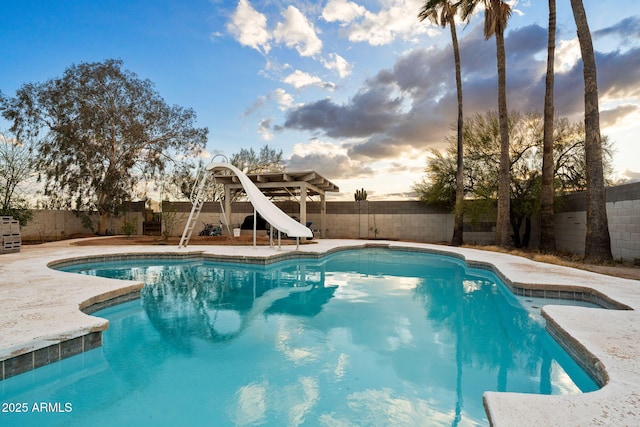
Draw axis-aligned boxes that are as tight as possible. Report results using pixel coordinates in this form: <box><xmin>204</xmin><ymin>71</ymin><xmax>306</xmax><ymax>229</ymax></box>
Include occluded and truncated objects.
<box><xmin>20</xmin><ymin>204</ymin><xmax>145</xmax><ymax>242</ymax></box>
<box><xmin>316</xmin><ymin>201</ymin><xmax>456</xmax><ymax>242</ymax></box>
<box><xmin>164</xmin><ymin>200</ymin><xmax>493</xmax><ymax>245</ymax></box>
<box><xmin>555</xmin><ymin>182</ymin><xmax>640</xmax><ymax>261</ymax></box>
<box><xmin>608</xmin><ymin>199</ymin><xmax>640</xmax><ymax>261</ymax></box>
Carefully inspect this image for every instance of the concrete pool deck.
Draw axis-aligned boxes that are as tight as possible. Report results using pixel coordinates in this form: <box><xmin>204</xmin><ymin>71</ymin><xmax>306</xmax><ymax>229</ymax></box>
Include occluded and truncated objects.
<box><xmin>1</xmin><ymin>238</ymin><xmax>639</xmax><ymax>426</ymax></box>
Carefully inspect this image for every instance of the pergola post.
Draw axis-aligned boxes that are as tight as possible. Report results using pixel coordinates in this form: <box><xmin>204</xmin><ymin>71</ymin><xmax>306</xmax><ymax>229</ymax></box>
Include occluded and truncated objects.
<box><xmin>320</xmin><ymin>193</ymin><xmax>327</xmax><ymax>238</ymax></box>
<box><xmin>224</xmin><ymin>185</ymin><xmax>232</xmax><ymax>232</ymax></box>
<box><xmin>299</xmin><ymin>182</ymin><xmax>307</xmax><ymax>227</ymax></box>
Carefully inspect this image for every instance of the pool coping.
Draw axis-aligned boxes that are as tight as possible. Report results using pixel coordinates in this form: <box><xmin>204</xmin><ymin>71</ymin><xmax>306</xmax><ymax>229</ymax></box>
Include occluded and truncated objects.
<box><xmin>1</xmin><ymin>239</ymin><xmax>640</xmax><ymax>426</ymax></box>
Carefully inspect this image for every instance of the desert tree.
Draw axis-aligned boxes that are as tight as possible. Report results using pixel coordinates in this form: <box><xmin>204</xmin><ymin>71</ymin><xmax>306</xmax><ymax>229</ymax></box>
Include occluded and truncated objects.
<box><xmin>415</xmin><ymin>111</ymin><xmax>612</xmax><ymax>248</ymax></box>
<box><xmin>0</xmin><ymin>131</ymin><xmax>34</xmax><ymax>225</ymax></box>
<box><xmin>230</xmin><ymin>144</ymin><xmax>284</xmax><ymax>174</ymax></box>
<box><xmin>0</xmin><ymin>59</ymin><xmax>208</xmax><ymax>234</ymax></box>
<box><xmin>166</xmin><ymin>143</ymin><xmax>285</xmax><ymax>204</ymax></box>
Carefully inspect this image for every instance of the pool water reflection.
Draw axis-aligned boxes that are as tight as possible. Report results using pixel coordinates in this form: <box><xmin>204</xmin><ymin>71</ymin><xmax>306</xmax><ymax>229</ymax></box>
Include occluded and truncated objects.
<box><xmin>1</xmin><ymin>249</ymin><xmax>598</xmax><ymax>426</ymax></box>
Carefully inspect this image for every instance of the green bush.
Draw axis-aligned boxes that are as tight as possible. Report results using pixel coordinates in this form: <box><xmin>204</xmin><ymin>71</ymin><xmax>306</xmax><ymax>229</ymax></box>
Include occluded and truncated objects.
<box><xmin>121</xmin><ymin>218</ymin><xmax>138</xmax><ymax>239</ymax></box>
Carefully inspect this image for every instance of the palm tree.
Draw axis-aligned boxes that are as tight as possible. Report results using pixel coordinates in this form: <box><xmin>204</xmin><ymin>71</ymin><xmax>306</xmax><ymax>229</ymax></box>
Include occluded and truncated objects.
<box><xmin>539</xmin><ymin>0</ymin><xmax>557</xmax><ymax>252</ymax></box>
<box><xmin>569</xmin><ymin>0</ymin><xmax>613</xmax><ymax>262</ymax></box>
<box><xmin>458</xmin><ymin>0</ymin><xmax>512</xmax><ymax>248</ymax></box>
<box><xmin>418</xmin><ymin>0</ymin><xmax>465</xmax><ymax>246</ymax></box>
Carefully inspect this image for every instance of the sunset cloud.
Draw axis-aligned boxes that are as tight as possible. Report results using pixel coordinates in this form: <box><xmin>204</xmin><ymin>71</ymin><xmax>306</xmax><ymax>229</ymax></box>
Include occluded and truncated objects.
<box><xmin>287</xmin><ymin>139</ymin><xmax>374</xmax><ymax>179</ymax></box>
<box><xmin>279</xmin><ymin>20</ymin><xmax>640</xmax><ymax>172</ymax></box>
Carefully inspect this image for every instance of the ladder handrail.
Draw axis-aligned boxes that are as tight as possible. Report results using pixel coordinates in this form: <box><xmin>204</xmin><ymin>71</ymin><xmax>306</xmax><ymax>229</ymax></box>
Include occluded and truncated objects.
<box><xmin>179</xmin><ymin>155</ymin><xmax>232</xmax><ymax>249</ymax></box>
<box><xmin>189</xmin><ymin>167</ymin><xmax>203</xmax><ymax>203</ymax></box>
<box><xmin>178</xmin><ymin>170</ymin><xmax>210</xmax><ymax>248</ymax></box>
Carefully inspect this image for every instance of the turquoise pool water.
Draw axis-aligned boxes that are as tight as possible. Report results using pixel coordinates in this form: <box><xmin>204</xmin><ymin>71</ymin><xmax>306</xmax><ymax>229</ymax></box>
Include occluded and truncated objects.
<box><xmin>1</xmin><ymin>249</ymin><xmax>598</xmax><ymax>426</ymax></box>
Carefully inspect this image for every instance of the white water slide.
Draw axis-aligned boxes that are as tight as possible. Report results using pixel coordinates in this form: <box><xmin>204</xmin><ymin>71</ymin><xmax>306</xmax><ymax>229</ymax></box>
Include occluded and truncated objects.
<box><xmin>206</xmin><ymin>162</ymin><xmax>312</xmax><ymax>239</ymax></box>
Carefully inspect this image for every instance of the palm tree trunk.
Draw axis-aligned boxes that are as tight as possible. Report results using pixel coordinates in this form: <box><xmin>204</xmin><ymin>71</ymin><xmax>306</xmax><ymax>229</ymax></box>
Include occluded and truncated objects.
<box><xmin>449</xmin><ymin>14</ymin><xmax>465</xmax><ymax>246</ymax></box>
<box><xmin>569</xmin><ymin>0</ymin><xmax>612</xmax><ymax>262</ymax></box>
<box><xmin>540</xmin><ymin>0</ymin><xmax>557</xmax><ymax>252</ymax></box>
<box><xmin>495</xmin><ymin>28</ymin><xmax>511</xmax><ymax>248</ymax></box>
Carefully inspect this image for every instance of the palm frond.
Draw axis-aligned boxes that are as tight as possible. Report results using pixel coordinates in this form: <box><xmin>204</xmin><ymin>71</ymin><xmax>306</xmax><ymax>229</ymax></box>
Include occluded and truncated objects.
<box><xmin>418</xmin><ymin>0</ymin><xmax>458</xmax><ymax>27</ymax></box>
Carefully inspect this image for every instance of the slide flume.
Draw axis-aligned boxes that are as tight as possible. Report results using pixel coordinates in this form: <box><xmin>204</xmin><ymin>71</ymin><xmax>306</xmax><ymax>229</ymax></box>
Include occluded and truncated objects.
<box><xmin>206</xmin><ymin>162</ymin><xmax>313</xmax><ymax>238</ymax></box>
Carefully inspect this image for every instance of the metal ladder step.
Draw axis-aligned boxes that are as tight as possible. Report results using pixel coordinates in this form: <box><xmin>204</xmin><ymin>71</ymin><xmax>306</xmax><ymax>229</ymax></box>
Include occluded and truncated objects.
<box><xmin>178</xmin><ymin>169</ymin><xmax>210</xmax><ymax>248</ymax></box>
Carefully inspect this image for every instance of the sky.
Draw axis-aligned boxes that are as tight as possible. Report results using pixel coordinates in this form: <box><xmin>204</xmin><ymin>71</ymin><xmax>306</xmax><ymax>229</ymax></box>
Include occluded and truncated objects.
<box><xmin>1</xmin><ymin>0</ymin><xmax>639</xmax><ymax>200</ymax></box>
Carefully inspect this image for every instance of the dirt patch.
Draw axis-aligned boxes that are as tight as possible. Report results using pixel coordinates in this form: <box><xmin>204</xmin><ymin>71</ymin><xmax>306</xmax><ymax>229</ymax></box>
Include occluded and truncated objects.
<box><xmin>463</xmin><ymin>245</ymin><xmax>640</xmax><ymax>281</ymax></box>
<box><xmin>572</xmin><ymin>263</ymin><xmax>640</xmax><ymax>281</ymax></box>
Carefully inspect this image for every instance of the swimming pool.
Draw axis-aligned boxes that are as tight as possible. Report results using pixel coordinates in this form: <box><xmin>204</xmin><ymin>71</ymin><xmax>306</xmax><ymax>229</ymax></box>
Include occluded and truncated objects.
<box><xmin>1</xmin><ymin>248</ymin><xmax>598</xmax><ymax>426</ymax></box>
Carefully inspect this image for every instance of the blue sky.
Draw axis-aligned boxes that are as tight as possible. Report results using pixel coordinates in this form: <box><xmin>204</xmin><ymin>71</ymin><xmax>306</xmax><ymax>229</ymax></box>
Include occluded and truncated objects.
<box><xmin>1</xmin><ymin>0</ymin><xmax>639</xmax><ymax>199</ymax></box>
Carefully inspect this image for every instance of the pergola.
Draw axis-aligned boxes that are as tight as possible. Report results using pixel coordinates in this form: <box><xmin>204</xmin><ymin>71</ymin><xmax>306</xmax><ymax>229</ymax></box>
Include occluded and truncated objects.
<box><xmin>212</xmin><ymin>170</ymin><xmax>339</xmax><ymax>238</ymax></box>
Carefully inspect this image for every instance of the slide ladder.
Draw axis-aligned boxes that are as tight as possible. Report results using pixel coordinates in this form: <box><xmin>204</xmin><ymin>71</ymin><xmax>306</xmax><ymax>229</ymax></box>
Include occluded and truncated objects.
<box><xmin>178</xmin><ymin>168</ymin><xmax>211</xmax><ymax>248</ymax></box>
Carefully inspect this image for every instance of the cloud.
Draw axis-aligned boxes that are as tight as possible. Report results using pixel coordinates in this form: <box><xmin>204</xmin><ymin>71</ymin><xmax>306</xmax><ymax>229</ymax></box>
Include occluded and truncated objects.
<box><xmin>287</xmin><ymin>150</ymin><xmax>374</xmax><ymax>190</ymax></box>
<box><xmin>227</xmin><ymin>2</ymin><xmax>323</xmax><ymax>59</ymax></box>
<box><xmin>550</xmin><ymin>18</ymin><xmax>640</xmax><ymax>118</ymax></box>
<box><xmin>244</xmin><ymin>95</ymin><xmax>267</xmax><ymax>116</ymax></box>
<box><xmin>286</xmin><ymin>139</ymin><xmax>374</xmax><ymax>179</ymax></box>
<box><xmin>346</xmin><ymin>136</ymin><xmax>414</xmax><ymax>161</ymax></box>
<box><xmin>597</xmin><ymin>47</ymin><xmax>640</xmax><ymax>99</ymax></box>
<box><xmin>272</xmin><ymin>88</ymin><xmax>294</xmax><ymax>110</ymax></box>
<box><xmin>553</xmin><ymin>46</ymin><xmax>640</xmax><ymax>119</ymax></box>
<box><xmin>621</xmin><ymin>169</ymin><xmax>640</xmax><ymax>183</ymax></box>
<box><xmin>456</xmin><ymin>24</ymin><xmax>502</xmax><ymax>79</ymax></box>
<box><xmin>322</xmin><ymin>53</ymin><xmax>353</xmax><ymax>78</ymax></box>
<box><xmin>277</xmin><ymin>16</ymin><xmax>640</xmax><ymax>171</ymax></box>
<box><xmin>322</xmin><ymin>0</ymin><xmax>365</xmax><ymax>24</ymax></box>
<box><xmin>387</xmin><ymin>161</ymin><xmax>424</xmax><ymax>175</ymax></box>
<box><xmin>273</xmin><ymin>6</ymin><xmax>322</xmax><ymax>57</ymax></box>
<box><xmin>280</xmin><ymin>45</ymin><xmax>454</xmax><ymax>160</ymax></box>
<box><xmin>554</xmin><ymin>39</ymin><xmax>581</xmax><ymax>73</ymax></box>
<box><xmin>600</xmin><ymin>104</ymin><xmax>640</xmax><ymax>128</ymax></box>
<box><xmin>227</xmin><ymin>0</ymin><xmax>271</xmax><ymax>54</ymax></box>
<box><xmin>283</xmin><ymin>83</ymin><xmax>403</xmax><ymax>139</ymax></box>
<box><xmin>280</xmin><ymin>27</ymin><xmax>500</xmax><ymax>160</ymax></box>
<box><xmin>324</xmin><ymin>0</ymin><xmax>435</xmax><ymax>46</ymax></box>
<box><xmin>505</xmin><ymin>25</ymin><xmax>547</xmax><ymax>61</ymax></box>
<box><xmin>594</xmin><ymin>16</ymin><xmax>640</xmax><ymax>46</ymax></box>
<box><xmin>283</xmin><ymin>70</ymin><xmax>336</xmax><ymax>91</ymax></box>
<box><xmin>258</xmin><ymin>118</ymin><xmax>273</xmax><ymax>140</ymax></box>
<box><xmin>209</xmin><ymin>31</ymin><xmax>224</xmax><ymax>41</ymax></box>
<box><xmin>244</xmin><ymin>89</ymin><xmax>295</xmax><ymax>118</ymax></box>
